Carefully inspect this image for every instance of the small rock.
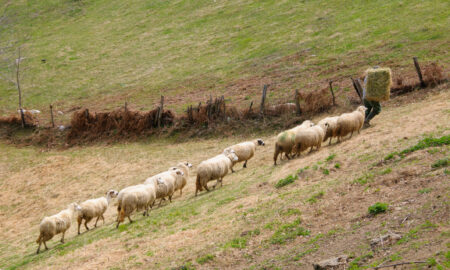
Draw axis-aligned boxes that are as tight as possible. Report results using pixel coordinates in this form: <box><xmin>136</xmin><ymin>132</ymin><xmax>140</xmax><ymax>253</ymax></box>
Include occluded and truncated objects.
<box><xmin>313</xmin><ymin>255</ymin><xmax>349</xmax><ymax>270</ymax></box>
<box><xmin>370</xmin><ymin>232</ymin><xmax>402</xmax><ymax>248</ymax></box>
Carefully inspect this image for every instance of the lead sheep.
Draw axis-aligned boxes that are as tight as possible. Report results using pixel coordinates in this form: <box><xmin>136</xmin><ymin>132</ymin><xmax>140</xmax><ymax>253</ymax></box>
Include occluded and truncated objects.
<box><xmin>195</xmin><ymin>150</ymin><xmax>238</xmax><ymax>196</ymax></box>
<box><xmin>318</xmin><ymin>116</ymin><xmax>339</xmax><ymax>145</ymax></box>
<box><xmin>223</xmin><ymin>139</ymin><xmax>265</xmax><ymax>172</ymax></box>
<box><xmin>36</xmin><ymin>203</ymin><xmax>82</xmax><ymax>254</ymax></box>
<box><xmin>144</xmin><ymin>169</ymin><xmax>184</xmax><ymax>206</ymax></box>
<box><xmin>169</xmin><ymin>162</ymin><xmax>192</xmax><ymax>196</ymax></box>
<box><xmin>336</xmin><ymin>106</ymin><xmax>366</xmax><ymax>142</ymax></box>
<box><xmin>77</xmin><ymin>190</ymin><xmax>118</xmax><ymax>234</ymax></box>
<box><xmin>116</xmin><ymin>182</ymin><xmax>157</xmax><ymax>228</ymax></box>
<box><xmin>273</xmin><ymin>120</ymin><xmax>314</xmax><ymax>165</ymax></box>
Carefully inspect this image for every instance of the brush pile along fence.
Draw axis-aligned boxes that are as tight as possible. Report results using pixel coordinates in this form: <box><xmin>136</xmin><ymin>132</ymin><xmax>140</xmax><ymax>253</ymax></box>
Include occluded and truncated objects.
<box><xmin>0</xmin><ymin>111</ymin><xmax>37</xmax><ymax>127</ymax></box>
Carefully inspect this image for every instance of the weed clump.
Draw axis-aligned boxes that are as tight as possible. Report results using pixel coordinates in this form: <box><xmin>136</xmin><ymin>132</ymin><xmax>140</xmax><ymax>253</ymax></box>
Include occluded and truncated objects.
<box><xmin>275</xmin><ymin>174</ymin><xmax>298</xmax><ymax>188</ymax></box>
<box><xmin>196</xmin><ymin>254</ymin><xmax>215</xmax><ymax>264</ymax></box>
<box><xmin>307</xmin><ymin>191</ymin><xmax>324</xmax><ymax>204</ymax></box>
<box><xmin>368</xmin><ymin>202</ymin><xmax>388</xmax><ymax>215</ymax></box>
<box><xmin>384</xmin><ymin>135</ymin><xmax>450</xmax><ymax>160</ymax></box>
<box><xmin>270</xmin><ymin>218</ymin><xmax>310</xmax><ymax>244</ymax></box>
<box><xmin>432</xmin><ymin>157</ymin><xmax>448</xmax><ymax>168</ymax></box>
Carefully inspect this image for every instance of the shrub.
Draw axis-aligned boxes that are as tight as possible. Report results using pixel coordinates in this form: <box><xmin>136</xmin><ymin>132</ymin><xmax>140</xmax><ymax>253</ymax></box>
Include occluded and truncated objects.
<box><xmin>275</xmin><ymin>174</ymin><xmax>298</xmax><ymax>188</ymax></box>
<box><xmin>368</xmin><ymin>202</ymin><xmax>388</xmax><ymax>215</ymax></box>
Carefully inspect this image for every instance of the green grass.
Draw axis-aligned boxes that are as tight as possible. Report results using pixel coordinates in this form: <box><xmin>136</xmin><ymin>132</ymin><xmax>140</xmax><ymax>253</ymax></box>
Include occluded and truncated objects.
<box><xmin>1</xmin><ymin>0</ymin><xmax>449</xmax><ymax>114</ymax></box>
<box><xmin>432</xmin><ymin>157</ymin><xmax>448</xmax><ymax>168</ymax></box>
<box><xmin>368</xmin><ymin>202</ymin><xmax>388</xmax><ymax>215</ymax></box>
<box><xmin>196</xmin><ymin>254</ymin><xmax>215</xmax><ymax>264</ymax></box>
<box><xmin>275</xmin><ymin>174</ymin><xmax>298</xmax><ymax>188</ymax></box>
<box><xmin>270</xmin><ymin>218</ymin><xmax>310</xmax><ymax>245</ymax></box>
<box><xmin>306</xmin><ymin>191</ymin><xmax>325</xmax><ymax>204</ymax></box>
<box><xmin>419</xmin><ymin>188</ymin><xmax>432</xmax><ymax>194</ymax></box>
<box><xmin>385</xmin><ymin>136</ymin><xmax>450</xmax><ymax>160</ymax></box>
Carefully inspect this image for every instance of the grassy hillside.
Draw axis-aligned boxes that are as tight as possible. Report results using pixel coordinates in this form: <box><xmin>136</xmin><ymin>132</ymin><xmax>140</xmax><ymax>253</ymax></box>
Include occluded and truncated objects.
<box><xmin>0</xmin><ymin>0</ymin><xmax>448</xmax><ymax>114</ymax></box>
<box><xmin>0</xmin><ymin>85</ymin><xmax>448</xmax><ymax>269</ymax></box>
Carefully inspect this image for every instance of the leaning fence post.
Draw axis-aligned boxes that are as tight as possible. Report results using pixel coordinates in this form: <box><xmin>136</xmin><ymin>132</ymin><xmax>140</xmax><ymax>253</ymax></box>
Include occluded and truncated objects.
<box><xmin>329</xmin><ymin>81</ymin><xmax>336</xmax><ymax>106</ymax></box>
<box><xmin>351</xmin><ymin>78</ymin><xmax>363</xmax><ymax>103</ymax></box>
<box><xmin>49</xmin><ymin>104</ymin><xmax>55</xmax><ymax>128</ymax></box>
<box><xmin>294</xmin><ymin>89</ymin><xmax>301</xmax><ymax>116</ymax></box>
<box><xmin>413</xmin><ymin>57</ymin><xmax>425</xmax><ymax>87</ymax></box>
<box><xmin>260</xmin><ymin>84</ymin><xmax>268</xmax><ymax>116</ymax></box>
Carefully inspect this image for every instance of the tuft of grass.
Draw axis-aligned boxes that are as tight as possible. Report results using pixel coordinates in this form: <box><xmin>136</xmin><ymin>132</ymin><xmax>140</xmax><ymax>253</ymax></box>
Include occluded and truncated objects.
<box><xmin>380</xmin><ymin>168</ymin><xmax>392</xmax><ymax>175</ymax></box>
<box><xmin>397</xmin><ymin>220</ymin><xmax>438</xmax><ymax>244</ymax></box>
<box><xmin>275</xmin><ymin>174</ymin><xmax>298</xmax><ymax>188</ymax></box>
<box><xmin>353</xmin><ymin>173</ymin><xmax>374</xmax><ymax>185</ymax></box>
<box><xmin>368</xmin><ymin>202</ymin><xmax>388</xmax><ymax>215</ymax></box>
<box><xmin>224</xmin><ymin>237</ymin><xmax>247</xmax><ymax>249</ymax></box>
<box><xmin>432</xmin><ymin>157</ymin><xmax>448</xmax><ymax>169</ymax></box>
<box><xmin>325</xmin><ymin>154</ymin><xmax>336</xmax><ymax>162</ymax></box>
<box><xmin>270</xmin><ymin>218</ymin><xmax>310</xmax><ymax>244</ymax></box>
<box><xmin>196</xmin><ymin>254</ymin><xmax>215</xmax><ymax>265</ymax></box>
<box><xmin>334</xmin><ymin>163</ymin><xmax>341</xmax><ymax>169</ymax></box>
<box><xmin>322</xmin><ymin>168</ymin><xmax>330</xmax><ymax>175</ymax></box>
<box><xmin>418</xmin><ymin>188</ymin><xmax>432</xmax><ymax>194</ymax></box>
<box><xmin>307</xmin><ymin>191</ymin><xmax>325</xmax><ymax>204</ymax></box>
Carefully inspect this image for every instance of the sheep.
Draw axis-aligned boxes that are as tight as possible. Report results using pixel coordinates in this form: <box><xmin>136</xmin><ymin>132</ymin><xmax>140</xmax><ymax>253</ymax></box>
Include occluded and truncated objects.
<box><xmin>223</xmin><ymin>139</ymin><xmax>265</xmax><ymax>172</ymax></box>
<box><xmin>292</xmin><ymin>122</ymin><xmax>329</xmax><ymax>156</ymax></box>
<box><xmin>144</xmin><ymin>169</ymin><xmax>184</xmax><ymax>205</ymax></box>
<box><xmin>169</xmin><ymin>162</ymin><xmax>193</xmax><ymax>196</ymax></box>
<box><xmin>116</xmin><ymin>182</ymin><xmax>156</xmax><ymax>228</ymax></box>
<box><xmin>336</xmin><ymin>106</ymin><xmax>366</xmax><ymax>142</ymax></box>
<box><xmin>273</xmin><ymin>120</ymin><xmax>314</xmax><ymax>165</ymax></box>
<box><xmin>36</xmin><ymin>203</ymin><xmax>82</xmax><ymax>254</ymax></box>
<box><xmin>77</xmin><ymin>190</ymin><xmax>118</xmax><ymax>234</ymax></box>
<box><xmin>318</xmin><ymin>116</ymin><xmax>339</xmax><ymax>145</ymax></box>
<box><xmin>195</xmin><ymin>150</ymin><xmax>238</xmax><ymax>196</ymax></box>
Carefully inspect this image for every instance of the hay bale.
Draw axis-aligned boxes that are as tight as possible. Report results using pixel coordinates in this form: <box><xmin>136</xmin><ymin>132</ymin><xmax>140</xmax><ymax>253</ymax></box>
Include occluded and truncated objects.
<box><xmin>365</xmin><ymin>67</ymin><xmax>392</xmax><ymax>102</ymax></box>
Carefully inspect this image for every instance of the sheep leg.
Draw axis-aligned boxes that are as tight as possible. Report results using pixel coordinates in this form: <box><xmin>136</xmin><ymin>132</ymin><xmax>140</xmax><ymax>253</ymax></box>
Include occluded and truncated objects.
<box><xmin>61</xmin><ymin>231</ymin><xmax>66</xmax><ymax>243</ymax></box>
<box><xmin>231</xmin><ymin>166</ymin><xmax>235</xmax><ymax>173</ymax></box>
<box><xmin>44</xmin><ymin>241</ymin><xmax>48</xmax><ymax>250</ymax></box>
<box><xmin>329</xmin><ymin>137</ymin><xmax>332</xmax><ymax>145</ymax></box>
<box><xmin>84</xmin><ymin>218</ymin><xmax>91</xmax><ymax>231</ymax></box>
<box><xmin>309</xmin><ymin>147</ymin><xmax>314</xmax><ymax>153</ymax></box>
<box><xmin>220</xmin><ymin>177</ymin><xmax>223</xmax><ymax>187</ymax></box>
<box><xmin>116</xmin><ymin>220</ymin><xmax>121</xmax><ymax>228</ymax></box>
<box><xmin>243</xmin><ymin>160</ymin><xmax>247</xmax><ymax>168</ymax></box>
<box><xmin>94</xmin><ymin>216</ymin><xmax>100</xmax><ymax>227</ymax></box>
<box><xmin>180</xmin><ymin>189</ymin><xmax>182</xmax><ymax>196</ymax></box>
<box><xmin>36</xmin><ymin>241</ymin><xmax>42</xmax><ymax>254</ymax></box>
<box><xmin>77</xmin><ymin>216</ymin><xmax>82</xmax><ymax>235</ymax></box>
<box><xmin>169</xmin><ymin>195</ymin><xmax>172</xmax><ymax>203</ymax></box>
<box><xmin>204</xmin><ymin>184</ymin><xmax>210</xmax><ymax>192</ymax></box>
<box><xmin>127</xmin><ymin>215</ymin><xmax>133</xmax><ymax>224</ymax></box>
<box><xmin>102</xmin><ymin>215</ymin><xmax>105</xmax><ymax>225</ymax></box>
<box><xmin>350</xmin><ymin>131</ymin><xmax>353</xmax><ymax>138</ymax></box>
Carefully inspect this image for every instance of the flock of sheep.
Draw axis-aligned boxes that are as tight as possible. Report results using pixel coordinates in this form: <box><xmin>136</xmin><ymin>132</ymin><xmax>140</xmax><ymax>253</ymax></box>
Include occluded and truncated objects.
<box><xmin>35</xmin><ymin>106</ymin><xmax>367</xmax><ymax>254</ymax></box>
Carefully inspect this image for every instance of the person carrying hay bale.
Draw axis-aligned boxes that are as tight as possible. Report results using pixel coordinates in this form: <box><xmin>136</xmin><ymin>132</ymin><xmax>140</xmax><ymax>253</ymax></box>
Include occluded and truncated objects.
<box><xmin>362</xmin><ymin>66</ymin><xmax>391</xmax><ymax>127</ymax></box>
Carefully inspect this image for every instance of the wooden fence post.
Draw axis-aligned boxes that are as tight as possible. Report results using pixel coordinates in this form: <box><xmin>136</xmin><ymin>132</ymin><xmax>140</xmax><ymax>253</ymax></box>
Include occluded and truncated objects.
<box><xmin>413</xmin><ymin>57</ymin><xmax>425</xmax><ymax>87</ymax></box>
<box><xmin>124</xmin><ymin>102</ymin><xmax>127</xmax><ymax>111</ymax></box>
<box><xmin>260</xmin><ymin>84</ymin><xmax>268</xmax><ymax>116</ymax></box>
<box><xmin>294</xmin><ymin>89</ymin><xmax>301</xmax><ymax>116</ymax></box>
<box><xmin>329</xmin><ymin>81</ymin><xmax>336</xmax><ymax>106</ymax></box>
<box><xmin>351</xmin><ymin>77</ymin><xmax>363</xmax><ymax>103</ymax></box>
<box><xmin>49</xmin><ymin>104</ymin><xmax>55</xmax><ymax>128</ymax></box>
<box><xmin>157</xmin><ymin>95</ymin><xmax>164</xmax><ymax>127</ymax></box>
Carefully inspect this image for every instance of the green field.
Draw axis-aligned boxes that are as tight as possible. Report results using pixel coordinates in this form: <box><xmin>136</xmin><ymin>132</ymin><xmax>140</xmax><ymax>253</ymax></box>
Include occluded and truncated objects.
<box><xmin>0</xmin><ymin>0</ymin><xmax>448</xmax><ymax>114</ymax></box>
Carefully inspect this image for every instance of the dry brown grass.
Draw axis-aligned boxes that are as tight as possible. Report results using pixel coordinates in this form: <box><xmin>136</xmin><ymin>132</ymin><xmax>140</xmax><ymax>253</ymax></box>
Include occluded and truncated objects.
<box><xmin>0</xmin><ymin>84</ymin><xmax>448</xmax><ymax>269</ymax></box>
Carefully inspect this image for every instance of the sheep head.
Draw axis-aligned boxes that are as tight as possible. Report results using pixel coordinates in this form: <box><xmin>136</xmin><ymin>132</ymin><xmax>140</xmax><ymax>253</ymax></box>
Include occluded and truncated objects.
<box><xmin>225</xmin><ymin>150</ymin><xmax>239</xmax><ymax>162</ymax></box>
<box><xmin>106</xmin><ymin>190</ymin><xmax>119</xmax><ymax>199</ymax></box>
<box><xmin>357</xmin><ymin>106</ymin><xmax>367</xmax><ymax>114</ymax></box>
<box><xmin>256</xmin><ymin>139</ymin><xmax>265</xmax><ymax>146</ymax></box>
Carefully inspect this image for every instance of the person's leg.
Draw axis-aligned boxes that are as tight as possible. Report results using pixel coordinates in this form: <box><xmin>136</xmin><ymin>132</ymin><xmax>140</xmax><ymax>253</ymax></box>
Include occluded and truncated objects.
<box><xmin>365</xmin><ymin>101</ymin><xmax>381</xmax><ymax>125</ymax></box>
<box><xmin>363</xmin><ymin>99</ymin><xmax>373</xmax><ymax>120</ymax></box>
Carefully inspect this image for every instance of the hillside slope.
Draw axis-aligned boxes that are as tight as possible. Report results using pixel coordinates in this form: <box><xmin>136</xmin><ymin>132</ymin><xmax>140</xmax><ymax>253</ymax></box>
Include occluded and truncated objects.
<box><xmin>0</xmin><ymin>0</ymin><xmax>448</xmax><ymax>114</ymax></box>
<box><xmin>0</xmin><ymin>85</ymin><xmax>448</xmax><ymax>269</ymax></box>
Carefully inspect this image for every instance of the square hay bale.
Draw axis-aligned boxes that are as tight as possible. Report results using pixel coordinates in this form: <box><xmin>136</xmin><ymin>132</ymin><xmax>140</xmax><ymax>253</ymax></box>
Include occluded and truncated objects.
<box><xmin>365</xmin><ymin>67</ymin><xmax>392</xmax><ymax>102</ymax></box>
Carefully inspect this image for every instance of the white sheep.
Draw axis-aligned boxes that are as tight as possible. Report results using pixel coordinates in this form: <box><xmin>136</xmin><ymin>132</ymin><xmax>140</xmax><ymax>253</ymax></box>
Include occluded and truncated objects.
<box><xmin>36</xmin><ymin>203</ymin><xmax>82</xmax><ymax>254</ymax></box>
<box><xmin>293</xmin><ymin>122</ymin><xmax>328</xmax><ymax>156</ymax></box>
<box><xmin>223</xmin><ymin>139</ymin><xmax>265</xmax><ymax>172</ymax></box>
<box><xmin>274</xmin><ymin>120</ymin><xmax>314</xmax><ymax>165</ymax></box>
<box><xmin>144</xmin><ymin>169</ymin><xmax>184</xmax><ymax>205</ymax></box>
<box><xmin>77</xmin><ymin>190</ymin><xmax>118</xmax><ymax>234</ymax></box>
<box><xmin>116</xmin><ymin>182</ymin><xmax>156</xmax><ymax>228</ymax></box>
<box><xmin>318</xmin><ymin>116</ymin><xmax>339</xmax><ymax>145</ymax></box>
<box><xmin>336</xmin><ymin>106</ymin><xmax>366</xmax><ymax>142</ymax></box>
<box><xmin>169</xmin><ymin>162</ymin><xmax>193</xmax><ymax>196</ymax></box>
<box><xmin>195</xmin><ymin>150</ymin><xmax>238</xmax><ymax>196</ymax></box>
